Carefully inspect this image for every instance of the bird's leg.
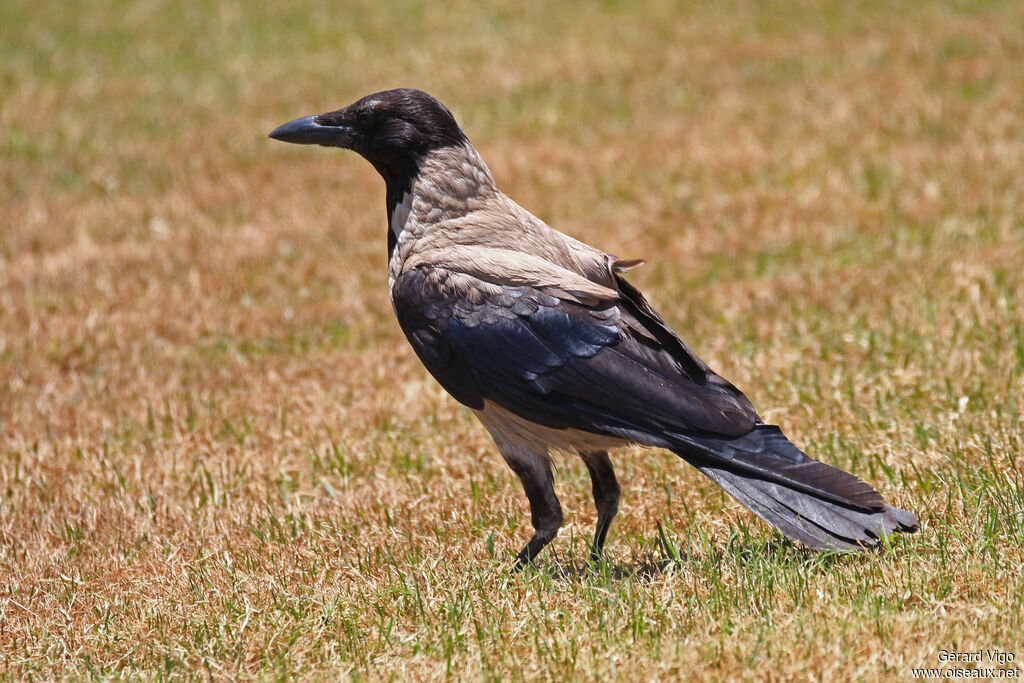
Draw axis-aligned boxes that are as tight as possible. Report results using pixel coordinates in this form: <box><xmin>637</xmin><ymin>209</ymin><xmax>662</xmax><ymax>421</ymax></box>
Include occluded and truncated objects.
<box><xmin>508</xmin><ymin>456</ymin><xmax>562</xmax><ymax>568</ymax></box>
<box><xmin>475</xmin><ymin>411</ymin><xmax>564</xmax><ymax>568</ymax></box>
<box><xmin>491</xmin><ymin>441</ymin><xmax>562</xmax><ymax>568</ymax></box>
<box><xmin>580</xmin><ymin>450</ymin><xmax>620</xmax><ymax>562</ymax></box>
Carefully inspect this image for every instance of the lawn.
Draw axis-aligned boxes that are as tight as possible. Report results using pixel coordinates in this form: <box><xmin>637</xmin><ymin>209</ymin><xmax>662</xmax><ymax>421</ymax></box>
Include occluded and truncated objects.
<box><xmin>1</xmin><ymin>0</ymin><xmax>1022</xmax><ymax>679</ymax></box>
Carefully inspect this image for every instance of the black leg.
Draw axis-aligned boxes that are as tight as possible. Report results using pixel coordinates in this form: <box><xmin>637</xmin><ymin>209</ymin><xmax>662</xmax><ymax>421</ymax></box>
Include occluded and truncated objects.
<box><xmin>510</xmin><ymin>459</ymin><xmax>563</xmax><ymax>567</ymax></box>
<box><xmin>580</xmin><ymin>450</ymin><xmax>620</xmax><ymax>561</ymax></box>
<box><xmin>487</xmin><ymin>436</ymin><xmax>563</xmax><ymax>568</ymax></box>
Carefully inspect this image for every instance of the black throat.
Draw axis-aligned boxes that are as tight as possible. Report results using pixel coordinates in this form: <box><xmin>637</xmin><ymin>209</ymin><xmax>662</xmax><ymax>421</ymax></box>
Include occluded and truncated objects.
<box><xmin>374</xmin><ymin>157</ymin><xmax>421</xmax><ymax>260</ymax></box>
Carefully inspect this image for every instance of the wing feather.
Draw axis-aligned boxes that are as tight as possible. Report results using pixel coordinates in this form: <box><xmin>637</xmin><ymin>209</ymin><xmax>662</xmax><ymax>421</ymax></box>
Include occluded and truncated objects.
<box><xmin>391</xmin><ymin>265</ymin><xmax>758</xmax><ymax>438</ymax></box>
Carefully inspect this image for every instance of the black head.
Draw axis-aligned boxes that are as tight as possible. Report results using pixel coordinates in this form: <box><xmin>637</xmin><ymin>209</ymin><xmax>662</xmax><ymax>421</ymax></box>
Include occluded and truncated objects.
<box><xmin>270</xmin><ymin>89</ymin><xmax>470</xmax><ymax>257</ymax></box>
<box><xmin>269</xmin><ymin>88</ymin><xmax>468</xmax><ymax>166</ymax></box>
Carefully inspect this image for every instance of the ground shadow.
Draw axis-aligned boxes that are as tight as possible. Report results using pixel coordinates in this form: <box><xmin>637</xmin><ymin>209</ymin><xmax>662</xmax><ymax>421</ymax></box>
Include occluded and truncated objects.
<box><xmin>522</xmin><ymin>536</ymin><xmax>849</xmax><ymax>583</ymax></box>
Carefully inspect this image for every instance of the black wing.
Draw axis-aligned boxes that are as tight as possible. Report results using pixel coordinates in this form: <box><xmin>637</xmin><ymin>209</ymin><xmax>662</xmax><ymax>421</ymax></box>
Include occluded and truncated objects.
<box><xmin>391</xmin><ymin>265</ymin><xmax>759</xmax><ymax>441</ymax></box>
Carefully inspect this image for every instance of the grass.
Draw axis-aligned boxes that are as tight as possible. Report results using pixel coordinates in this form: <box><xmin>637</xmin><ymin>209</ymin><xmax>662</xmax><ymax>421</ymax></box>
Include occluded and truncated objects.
<box><xmin>2</xmin><ymin>0</ymin><xmax>1023</xmax><ymax>678</ymax></box>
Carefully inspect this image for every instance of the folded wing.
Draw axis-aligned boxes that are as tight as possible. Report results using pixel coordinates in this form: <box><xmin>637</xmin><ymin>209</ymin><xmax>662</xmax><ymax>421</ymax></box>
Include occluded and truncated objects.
<box><xmin>391</xmin><ymin>264</ymin><xmax>759</xmax><ymax>440</ymax></box>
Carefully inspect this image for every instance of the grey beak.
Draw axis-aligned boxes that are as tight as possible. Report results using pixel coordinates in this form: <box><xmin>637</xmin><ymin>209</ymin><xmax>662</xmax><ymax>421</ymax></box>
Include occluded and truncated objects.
<box><xmin>269</xmin><ymin>114</ymin><xmax>354</xmax><ymax>148</ymax></box>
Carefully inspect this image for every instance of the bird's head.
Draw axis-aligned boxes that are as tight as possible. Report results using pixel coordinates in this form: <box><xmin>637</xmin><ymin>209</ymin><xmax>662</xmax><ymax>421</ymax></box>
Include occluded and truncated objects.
<box><xmin>269</xmin><ymin>88</ymin><xmax>468</xmax><ymax>167</ymax></box>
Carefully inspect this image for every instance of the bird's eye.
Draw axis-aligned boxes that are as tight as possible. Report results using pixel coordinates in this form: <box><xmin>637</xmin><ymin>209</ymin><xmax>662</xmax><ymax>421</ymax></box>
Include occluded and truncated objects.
<box><xmin>355</xmin><ymin>109</ymin><xmax>375</xmax><ymax>131</ymax></box>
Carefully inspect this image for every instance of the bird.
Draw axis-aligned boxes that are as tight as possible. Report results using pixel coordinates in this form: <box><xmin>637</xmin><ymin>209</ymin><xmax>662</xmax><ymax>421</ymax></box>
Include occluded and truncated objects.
<box><xmin>269</xmin><ymin>88</ymin><xmax>918</xmax><ymax>566</ymax></box>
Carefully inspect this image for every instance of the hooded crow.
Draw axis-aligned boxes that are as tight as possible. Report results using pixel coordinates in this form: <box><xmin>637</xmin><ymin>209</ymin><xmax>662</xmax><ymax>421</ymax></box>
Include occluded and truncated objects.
<box><xmin>270</xmin><ymin>88</ymin><xmax>918</xmax><ymax>566</ymax></box>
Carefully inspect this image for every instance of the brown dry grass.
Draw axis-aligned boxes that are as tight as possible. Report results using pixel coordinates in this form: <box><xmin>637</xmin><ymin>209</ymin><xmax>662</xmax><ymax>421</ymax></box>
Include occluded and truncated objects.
<box><xmin>2</xmin><ymin>0</ymin><xmax>1023</xmax><ymax>679</ymax></box>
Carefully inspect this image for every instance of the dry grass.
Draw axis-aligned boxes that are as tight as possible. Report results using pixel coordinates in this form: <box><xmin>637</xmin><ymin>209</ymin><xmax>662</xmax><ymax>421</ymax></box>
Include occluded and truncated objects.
<box><xmin>2</xmin><ymin>0</ymin><xmax>1023</xmax><ymax>679</ymax></box>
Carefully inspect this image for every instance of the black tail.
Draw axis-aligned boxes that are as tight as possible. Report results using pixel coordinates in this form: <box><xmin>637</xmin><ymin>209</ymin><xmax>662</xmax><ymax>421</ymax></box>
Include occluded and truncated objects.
<box><xmin>669</xmin><ymin>424</ymin><xmax>919</xmax><ymax>550</ymax></box>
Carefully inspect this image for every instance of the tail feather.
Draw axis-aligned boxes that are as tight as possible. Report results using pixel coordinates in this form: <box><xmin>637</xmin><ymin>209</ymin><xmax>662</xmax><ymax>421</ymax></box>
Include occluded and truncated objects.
<box><xmin>671</xmin><ymin>424</ymin><xmax>919</xmax><ymax>550</ymax></box>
